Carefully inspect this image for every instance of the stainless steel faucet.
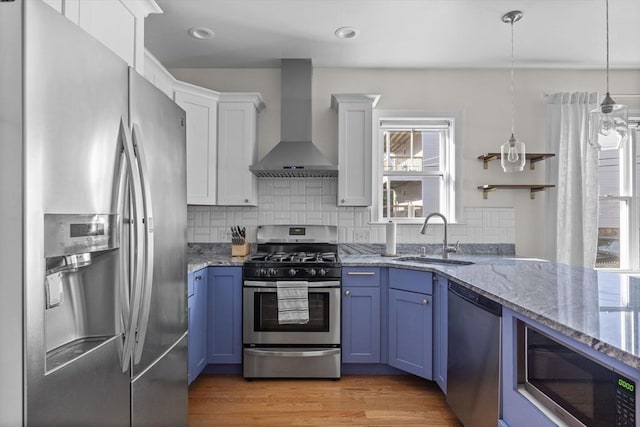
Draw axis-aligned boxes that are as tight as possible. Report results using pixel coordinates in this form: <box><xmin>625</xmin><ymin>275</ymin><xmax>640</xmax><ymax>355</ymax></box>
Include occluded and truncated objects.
<box><xmin>420</xmin><ymin>212</ymin><xmax>458</xmax><ymax>259</ymax></box>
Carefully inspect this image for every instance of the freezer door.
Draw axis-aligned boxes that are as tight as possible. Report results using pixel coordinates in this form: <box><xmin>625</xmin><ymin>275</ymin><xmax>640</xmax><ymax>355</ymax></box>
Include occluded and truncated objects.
<box><xmin>131</xmin><ymin>334</ymin><xmax>188</xmax><ymax>427</ymax></box>
<box><xmin>23</xmin><ymin>1</ymin><xmax>130</xmax><ymax>426</ymax></box>
<box><xmin>128</xmin><ymin>69</ymin><xmax>188</xmax><ymax>376</ymax></box>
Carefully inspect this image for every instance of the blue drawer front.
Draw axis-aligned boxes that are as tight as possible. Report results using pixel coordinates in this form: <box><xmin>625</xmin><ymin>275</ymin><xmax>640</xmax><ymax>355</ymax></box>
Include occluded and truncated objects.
<box><xmin>342</xmin><ymin>267</ymin><xmax>381</xmax><ymax>287</ymax></box>
<box><xmin>389</xmin><ymin>268</ymin><xmax>433</xmax><ymax>294</ymax></box>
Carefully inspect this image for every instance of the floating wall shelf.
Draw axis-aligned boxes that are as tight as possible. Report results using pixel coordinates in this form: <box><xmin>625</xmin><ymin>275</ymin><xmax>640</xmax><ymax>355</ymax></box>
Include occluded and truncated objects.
<box><xmin>478</xmin><ymin>153</ymin><xmax>555</xmax><ymax>170</ymax></box>
<box><xmin>478</xmin><ymin>184</ymin><xmax>555</xmax><ymax>200</ymax></box>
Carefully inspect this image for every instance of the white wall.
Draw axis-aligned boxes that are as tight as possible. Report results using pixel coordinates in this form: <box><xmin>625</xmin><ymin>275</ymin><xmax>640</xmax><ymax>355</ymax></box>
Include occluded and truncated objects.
<box><xmin>171</xmin><ymin>67</ymin><xmax>640</xmax><ymax>258</ymax></box>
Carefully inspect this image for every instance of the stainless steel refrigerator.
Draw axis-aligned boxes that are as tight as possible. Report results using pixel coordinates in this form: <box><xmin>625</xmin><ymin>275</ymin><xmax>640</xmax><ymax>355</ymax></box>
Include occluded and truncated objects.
<box><xmin>0</xmin><ymin>1</ymin><xmax>188</xmax><ymax>426</ymax></box>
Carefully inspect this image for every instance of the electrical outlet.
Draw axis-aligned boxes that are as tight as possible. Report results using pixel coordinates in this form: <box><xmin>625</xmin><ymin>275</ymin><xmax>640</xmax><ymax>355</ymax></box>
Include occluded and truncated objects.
<box><xmin>353</xmin><ymin>230</ymin><xmax>370</xmax><ymax>243</ymax></box>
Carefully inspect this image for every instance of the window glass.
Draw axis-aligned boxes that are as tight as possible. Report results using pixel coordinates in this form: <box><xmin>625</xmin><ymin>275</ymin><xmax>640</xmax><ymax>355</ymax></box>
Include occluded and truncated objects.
<box><xmin>378</xmin><ymin>116</ymin><xmax>455</xmax><ymax>222</ymax></box>
<box><xmin>596</xmin><ymin>199</ymin><xmax>624</xmax><ymax>268</ymax></box>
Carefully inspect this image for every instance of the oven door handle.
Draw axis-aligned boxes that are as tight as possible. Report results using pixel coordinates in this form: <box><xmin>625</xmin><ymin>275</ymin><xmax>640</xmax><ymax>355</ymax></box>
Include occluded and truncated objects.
<box><xmin>245</xmin><ymin>348</ymin><xmax>340</xmax><ymax>358</ymax></box>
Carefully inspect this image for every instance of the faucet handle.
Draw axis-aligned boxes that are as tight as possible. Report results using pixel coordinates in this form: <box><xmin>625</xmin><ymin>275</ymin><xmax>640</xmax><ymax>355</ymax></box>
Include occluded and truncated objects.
<box><xmin>446</xmin><ymin>241</ymin><xmax>460</xmax><ymax>254</ymax></box>
<box><xmin>420</xmin><ymin>247</ymin><xmax>426</xmax><ymax>257</ymax></box>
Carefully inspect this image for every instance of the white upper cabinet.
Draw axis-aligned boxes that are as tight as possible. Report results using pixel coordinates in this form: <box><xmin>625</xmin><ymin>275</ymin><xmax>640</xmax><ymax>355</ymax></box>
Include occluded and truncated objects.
<box><xmin>331</xmin><ymin>94</ymin><xmax>380</xmax><ymax>207</ymax></box>
<box><xmin>217</xmin><ymin>94</ymin><xmax>265</xmax><ymax>206</ymax></box>
<box><xmin>174</xmin><ymin>82</ymin><xmax>220</xmax><ymax>206</ymax></box>
<box><xmin>41</xmin><ymin>0</ymin><xmax>161</xmax><ymax>72</ymax></box>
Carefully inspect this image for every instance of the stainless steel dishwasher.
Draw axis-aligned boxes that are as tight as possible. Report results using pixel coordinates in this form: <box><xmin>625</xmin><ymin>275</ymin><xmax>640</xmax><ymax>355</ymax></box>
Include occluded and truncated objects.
<box><xmin>447</xmin><ymin>281</ymin><xmax>502</xmax><ymax>427</ymax></box>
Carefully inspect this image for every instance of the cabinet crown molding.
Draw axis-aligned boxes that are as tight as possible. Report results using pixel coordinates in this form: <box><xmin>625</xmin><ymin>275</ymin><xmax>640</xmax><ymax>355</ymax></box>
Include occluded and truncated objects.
<box><xmin>331</xmin><ymin>94</ymin><xmax>381</xmax><ymax>110</ymax></box>
<box><xmin>173</xmin><ymin>80</ymin><xmax>221</xmax><ymax>101</ymax></box>
<box><xmin>218</xmin><ymin>93</ymin><xmax>266</xmax><ymax>111</ymax></box>
<box><xmin>121</xmin><ymin>0</ymin><xmax>163</xmax><ymax>17</ymax></box>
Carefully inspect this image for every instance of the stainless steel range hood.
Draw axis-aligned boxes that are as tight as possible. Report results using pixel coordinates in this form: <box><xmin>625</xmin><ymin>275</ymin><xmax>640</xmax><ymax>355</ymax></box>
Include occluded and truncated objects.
<box><xmin>250</xmin><ymin>59</ymin><xmax>338</xmax><ymax>178</ymax></box>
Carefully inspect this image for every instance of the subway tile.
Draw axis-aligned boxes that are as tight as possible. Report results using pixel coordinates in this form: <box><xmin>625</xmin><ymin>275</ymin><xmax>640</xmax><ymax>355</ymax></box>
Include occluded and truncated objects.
<box><xmin>306</xmin><ymin>211</ymin><xmax>323</xmax><ymax>224</ymax></box>
<box><xmin>482</xmin><ymin>210</ymin><xmax>500</xmax><ymax>228</ymax></box>
<box><xmin>306</xmin><ymin>179</ymin><xmax>323</xmax><ymax>195</ymax></box>
<box><xmin>466</xmin><ymin>227</ymin><xmax>483</xmax><ymax>243</ymax></box>
<box><xmin>322</xmin><ymin>212</ymin><xmax>338</xmax><ymax>225</ymax></box>
<box><xmin>290</xmin><ymin>195</ymin><xmax>307</xmax><ymax>212</ymax></box>
<box><xmin>483</xmin><ymin>227</ymin><xmax>500</xmax><ymax>243</ymax></box>
<box><xmin>322</xmin><ymin>178</ymin><xmax>337</xmax><ymax>195</ymax></box>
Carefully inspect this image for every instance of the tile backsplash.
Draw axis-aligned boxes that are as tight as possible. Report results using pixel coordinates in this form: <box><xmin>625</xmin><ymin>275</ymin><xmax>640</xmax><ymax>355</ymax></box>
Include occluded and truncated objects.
<box><xmin>188</xmin><ymin>178</ymin><xmax>515</xmax><ymax>245</ymax></box>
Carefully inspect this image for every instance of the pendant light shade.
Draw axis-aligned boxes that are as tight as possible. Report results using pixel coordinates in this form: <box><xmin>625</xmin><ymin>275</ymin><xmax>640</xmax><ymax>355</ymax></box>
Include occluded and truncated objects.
<box><xmin>501</xmin><ymin>10</ymin><xmax>526</xmax><ymax>173</ymax></box>
<box><xmin>501</xmin><ymin>134</ymin><xmax>526</xmax><ymax>172</ymax></box>
<box><xmin>588</xmin><ymin>0</ymin><xmax>629</xmax><ymax>151</ymax></box>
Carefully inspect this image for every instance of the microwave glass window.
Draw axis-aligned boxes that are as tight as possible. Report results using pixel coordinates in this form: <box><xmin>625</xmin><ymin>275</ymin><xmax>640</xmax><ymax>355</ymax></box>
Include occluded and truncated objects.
<box><xmin>527</xmin><ymin>327</ymin><xmax>616</xmax><ymax>426</ymax></box>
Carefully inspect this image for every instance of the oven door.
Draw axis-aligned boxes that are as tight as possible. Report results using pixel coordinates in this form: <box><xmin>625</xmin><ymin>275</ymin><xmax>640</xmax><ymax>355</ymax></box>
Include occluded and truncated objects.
<box><xmin>243</xmin><ymin>281</ymin><xmax>340</xmax><ymax>345</ymax></box>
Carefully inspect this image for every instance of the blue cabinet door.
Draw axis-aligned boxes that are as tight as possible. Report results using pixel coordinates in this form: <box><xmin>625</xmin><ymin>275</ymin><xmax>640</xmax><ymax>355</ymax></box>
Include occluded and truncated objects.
<box><xmin>207</xmin><ymin>266</ymin><xmax>242</xmax><ymax>364</ymax></box>
<box><xmin>388</xmin><ymin>288</ymin><xmax>433</xmax><ymax>379</ymax></box>
<box><xmin>433</xmin><ymin>275</ymin><xmax>448</xmax><ymax>393</ymax></box>
<box><xmin>342</xmin><ymin>286</ymin><xmax>381</xmax><ymax>363</ymax></box>
<box><xmin>188</xmin><ymin>269</ymin><xmax>208</xmax><ymax>385</ymax></box>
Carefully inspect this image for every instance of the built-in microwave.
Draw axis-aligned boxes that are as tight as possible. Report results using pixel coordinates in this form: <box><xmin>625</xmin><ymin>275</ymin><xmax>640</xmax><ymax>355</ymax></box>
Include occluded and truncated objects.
<box><xmin>517</xmin><ymin>321</ymin><xmax>636</xmax><ymax>427</ymax></box>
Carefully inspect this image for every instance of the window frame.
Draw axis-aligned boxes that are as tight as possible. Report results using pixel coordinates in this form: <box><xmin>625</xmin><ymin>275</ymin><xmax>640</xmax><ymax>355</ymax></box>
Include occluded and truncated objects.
<box><xmin>371</xmin><ymin>110</ymin><xmax>462</xmax><ymax>224</ymax></box>
<box><xmin>596</xmin><ymin>119</ymin><xmax>639</xmax><ymax>271</ymax></box>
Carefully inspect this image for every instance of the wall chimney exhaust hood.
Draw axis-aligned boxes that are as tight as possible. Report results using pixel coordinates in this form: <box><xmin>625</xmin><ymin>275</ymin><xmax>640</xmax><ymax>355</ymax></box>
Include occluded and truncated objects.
<box><xmin>250</xmin><ymin>59</ymin><xmax>338</xmax><ymax>178</ymax></box>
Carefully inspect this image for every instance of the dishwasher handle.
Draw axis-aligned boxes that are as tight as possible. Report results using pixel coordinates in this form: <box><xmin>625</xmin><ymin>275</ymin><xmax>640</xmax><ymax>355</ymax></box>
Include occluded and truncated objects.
<box><xmin>448</xmin><ymin>281</ymin><xmax>502</xmax><ymax>317</ymax></box>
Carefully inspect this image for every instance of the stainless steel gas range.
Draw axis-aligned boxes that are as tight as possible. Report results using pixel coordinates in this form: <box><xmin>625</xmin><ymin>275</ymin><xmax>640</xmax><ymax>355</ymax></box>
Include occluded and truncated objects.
<box><xmin>242</xmin><ymin>225</ymin><xmax>341</xmax><ymax>379</ymax></box>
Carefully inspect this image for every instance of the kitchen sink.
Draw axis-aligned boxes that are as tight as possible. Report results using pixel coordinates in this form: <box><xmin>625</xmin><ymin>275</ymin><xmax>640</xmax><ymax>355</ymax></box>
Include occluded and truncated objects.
<box><xmin>393</xmin><ymin>256</ymin><xmax>474</xmax><ymax>266</ymax></box>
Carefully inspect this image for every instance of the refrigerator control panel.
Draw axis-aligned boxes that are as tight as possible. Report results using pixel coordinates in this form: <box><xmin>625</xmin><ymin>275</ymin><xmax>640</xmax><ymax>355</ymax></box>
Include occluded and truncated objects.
<box><xmin>44</xmin><ymin>214</ymin><xmax>119</xmax><ymax>257</ymax></box>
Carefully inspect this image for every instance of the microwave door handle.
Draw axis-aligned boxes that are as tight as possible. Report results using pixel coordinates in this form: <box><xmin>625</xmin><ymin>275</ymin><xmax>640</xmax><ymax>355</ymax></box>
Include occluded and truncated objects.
<box><xmin>113</xmin><ymin>135</ymin><xmax>131</xmax><ymax>372</ymax></box>
<box><xmin>121</xmin><ymin>118</ymin><xmax>146</xmax><ymax>372</ymax></box>
<box><xmin>131</xmin><ymin>123</ymin><xmax>154</xmax><ymax>364</ymax></box>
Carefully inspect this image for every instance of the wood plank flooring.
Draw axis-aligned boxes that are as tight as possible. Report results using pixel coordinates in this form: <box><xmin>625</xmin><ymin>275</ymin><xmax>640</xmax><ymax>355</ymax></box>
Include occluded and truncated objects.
<box><xmin>189</xmin><ymin>375</ymin><xmax>463</xmax><ymax>426</ymax></box>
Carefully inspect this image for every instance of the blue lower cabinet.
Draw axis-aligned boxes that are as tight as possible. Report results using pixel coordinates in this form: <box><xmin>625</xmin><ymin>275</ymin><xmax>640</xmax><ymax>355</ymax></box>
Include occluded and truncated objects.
<box><xmin>188</xmin><ymin>269</ymin><xmax>208</xmax><ymax>385</ymax></box>
<box><xmin>342</xmin><ymin>286</ymin><xmax>381</xmax><ymax>363</ymax></box>
<box><xmin>388</xmin><ymin>288</ymin><xmax>433</xmax><ymax>379</ymax></box>
<box><xmin>433</xmin><ymin>275</ymin><xmax>448</xmax><ymax>393</ymax></box>
<box><xmin>207</xmin><ymin>266</ymin><xmax>242</xmax><ymax>364</ymax></box>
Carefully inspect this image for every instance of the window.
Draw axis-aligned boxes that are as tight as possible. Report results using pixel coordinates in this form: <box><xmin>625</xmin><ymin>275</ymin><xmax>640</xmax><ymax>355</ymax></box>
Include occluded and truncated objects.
<box><xmin>595</xmin><ymin>121</ymin><xmax>639</xmax><ymax>270</ymax></box>
<box><xmin>373</xmin><ymin>113</ymin><xmax>459</xmax><ymax>222</ymax></box>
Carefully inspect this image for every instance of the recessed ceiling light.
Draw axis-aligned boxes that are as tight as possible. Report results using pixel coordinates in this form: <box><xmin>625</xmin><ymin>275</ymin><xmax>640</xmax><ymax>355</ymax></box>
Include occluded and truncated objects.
<box><xmin>187</xmin><ymin>26</ymin><xmax>215</xmax><ymax>40</ymax></box>
<box><xmin>334</xmin><ymin>26</ymin><xmax>359</xmax><ymax>39</ymax></box>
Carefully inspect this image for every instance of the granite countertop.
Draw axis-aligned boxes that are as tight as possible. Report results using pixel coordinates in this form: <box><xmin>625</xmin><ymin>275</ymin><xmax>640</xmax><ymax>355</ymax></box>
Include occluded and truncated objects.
<box><xmin>187</xmin><ymin>245</ymin><xmax>640</xmax><ymax>371</ymax></box>
<box><xmin>343</xmin><ymin>254</ymin><xmax>640</xmax><ymax>370</ymax></box>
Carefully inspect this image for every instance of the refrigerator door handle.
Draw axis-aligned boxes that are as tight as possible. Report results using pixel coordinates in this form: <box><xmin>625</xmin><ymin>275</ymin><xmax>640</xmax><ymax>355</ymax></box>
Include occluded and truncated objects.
<box><xmin>131</xmin><ymin>123</ymin><xmax>155</xmax><ymax>364</ymax></box>
<box><xmin>113</xmin><ymin>136</ymin><xmax>131</xmax><ymax>372</ymax></box>
<box><xmin>121</xmin><ymin>118</ymin><xmax>146</xmax><ymax>372</ymax></box>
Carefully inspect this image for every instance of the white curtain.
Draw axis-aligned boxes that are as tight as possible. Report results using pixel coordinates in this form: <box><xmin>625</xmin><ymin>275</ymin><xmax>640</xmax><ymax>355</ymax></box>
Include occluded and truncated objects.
<box><xmin>545</xmin><ymin>92</ymin><xmax>599</xmax><ymax>267</ymax></box>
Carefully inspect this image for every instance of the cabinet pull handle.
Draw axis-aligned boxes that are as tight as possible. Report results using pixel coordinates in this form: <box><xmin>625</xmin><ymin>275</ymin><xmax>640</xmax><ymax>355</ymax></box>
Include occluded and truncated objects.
<box><xmin>422</xmin><ymin>299</ymin><xmax>429</xmax><ymax>305</ymax></box>
<box><xmin>344</xmin><ymin>290</ymin><xmax>351</xmax><ymax>296</ymax></box>
<box><xmin>195</xmin><ymin>275</ymin><xmax>202</xmax><ymax>281</ymax></box>
<box><xmin>347</xmin><ymin>271</ymin><xmax>375</xmax><ymax>276</ymax></box>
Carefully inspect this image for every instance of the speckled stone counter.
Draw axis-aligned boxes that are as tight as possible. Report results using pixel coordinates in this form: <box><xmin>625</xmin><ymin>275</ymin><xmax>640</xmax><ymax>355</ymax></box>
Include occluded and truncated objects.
<box><xmin>186</xmin><ymin>243</ymin><xmax>640</xmax><ymax>371</ymax></box>
<box><xmin>187</xmin><ymin>243</ymin><xmax>247</xmax><ymax>272</ymax></box>
<box><xmin>342</xmin><ymin>253</ymin><xmax>640</xmax><ymax>371</ymax></box>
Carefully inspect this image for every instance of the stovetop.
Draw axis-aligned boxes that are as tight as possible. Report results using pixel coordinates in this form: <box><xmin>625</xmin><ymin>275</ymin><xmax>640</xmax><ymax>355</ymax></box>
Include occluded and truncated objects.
<box><xmin>243</xmin><ymin>245</ymin><xmax>341</xmax><ymax>281</ymax></box>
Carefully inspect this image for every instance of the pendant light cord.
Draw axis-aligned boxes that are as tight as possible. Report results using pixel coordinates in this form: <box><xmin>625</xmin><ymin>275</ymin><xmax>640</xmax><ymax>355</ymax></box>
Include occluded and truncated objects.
<box><xmin>510</xmin><ymin>18</ymin><xmax>515</xmax><ymax>138</ymax></box>
<box><xmin>605</xmin><ymin>0</ymin><xmax>610</xmax><ymax>93</ymax></box>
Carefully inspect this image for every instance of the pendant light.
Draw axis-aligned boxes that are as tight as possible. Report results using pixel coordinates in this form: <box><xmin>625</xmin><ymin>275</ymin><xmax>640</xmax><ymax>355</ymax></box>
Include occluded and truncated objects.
<box><xmin>588</xmin><ymin>0</ymin><xmax>628</xmax><ymax>151</ymax></box>
<box><xmin>500</xmin><ymin>11</ymin><xmax>526</xmax><ymax>173</ymax></box>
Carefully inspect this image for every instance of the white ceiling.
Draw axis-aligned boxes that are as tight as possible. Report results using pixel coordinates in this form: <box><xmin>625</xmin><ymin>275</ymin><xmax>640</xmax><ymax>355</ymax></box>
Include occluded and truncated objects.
<box><xmin>145</xmin><ymin>0</ymin><xmax>640</xmax><ymax>70</ymax></box>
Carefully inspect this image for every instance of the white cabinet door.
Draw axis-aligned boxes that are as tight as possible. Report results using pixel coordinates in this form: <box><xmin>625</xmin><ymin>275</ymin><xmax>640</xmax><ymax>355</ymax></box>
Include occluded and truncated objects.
<box><xmin>332</xmin><ymin>94</ymin><xmax>380</xmax><ymax>206</ymax></box>
<box><xmin>174</xmin><ymin>83</ymin><xmax>220</xmax><ymax>205</ymax></box>
<box><xmin>217</xmin><ymin>94</ymin><xmax>265</xmax><ymax>206</ymax></box>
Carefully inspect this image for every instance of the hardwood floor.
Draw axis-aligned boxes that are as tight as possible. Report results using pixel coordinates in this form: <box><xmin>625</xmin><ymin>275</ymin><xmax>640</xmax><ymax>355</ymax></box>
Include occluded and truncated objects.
<box><xmin>188</xmin><ymin>375</ymin><xmax>462</xmax><ymax>426</ymax></box>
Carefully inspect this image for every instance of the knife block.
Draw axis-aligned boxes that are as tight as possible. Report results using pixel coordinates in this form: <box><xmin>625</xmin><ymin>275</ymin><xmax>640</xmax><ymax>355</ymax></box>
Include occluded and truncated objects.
<box><xmin>232</xmin><ymin>242</ymin><xmax>249</xmax><ymax>257</ymax></box>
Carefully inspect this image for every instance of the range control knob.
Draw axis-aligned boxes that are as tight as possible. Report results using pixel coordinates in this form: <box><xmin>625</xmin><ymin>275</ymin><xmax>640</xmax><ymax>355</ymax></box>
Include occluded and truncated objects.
<box><xmin>318</xmin><ymin>268</ymin><xmax>327</xmax><ymax>277</ymax></box>
<box><xmin>268</xmin><ymin>268</ymin><xmax>278</xmax><ymax>277</ymax></box>
<box><xmin>258</xmin><ymin>268</ymin><xmax>267</xmax><ymax>277</ymax></box>
<box><xmin>288</xmin><ymin>268</ymin><xmax>297</xmax><ymax>277</ymax></box>
<box><xmin>307</xmin><ymin>269</ymin><xmax>317</xmax><ymax>277</ymax></box>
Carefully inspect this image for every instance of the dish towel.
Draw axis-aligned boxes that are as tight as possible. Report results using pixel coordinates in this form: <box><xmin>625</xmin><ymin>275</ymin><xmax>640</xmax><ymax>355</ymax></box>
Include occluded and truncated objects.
<box><xmin>276</xmin><ymin>281</ymin><xmax>309</xmax><ymax>325</ymax></box>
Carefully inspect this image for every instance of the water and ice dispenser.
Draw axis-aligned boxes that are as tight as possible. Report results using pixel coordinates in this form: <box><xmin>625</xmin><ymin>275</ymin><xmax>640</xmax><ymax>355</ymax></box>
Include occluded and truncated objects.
<box><xmin>43</xmin><ymin>214</ymin><xmax>120</xmax><ymax>372</ymax></box>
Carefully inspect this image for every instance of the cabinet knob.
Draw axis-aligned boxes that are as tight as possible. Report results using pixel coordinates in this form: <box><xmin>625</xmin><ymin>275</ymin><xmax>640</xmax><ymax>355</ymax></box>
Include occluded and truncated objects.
<box><xmin>422</xmin><ymin>299</ymin><xmax>429</xmax><ymax>305</ymax></box>
<box><xmin>344</xmin><ymin>290</ymin><xmax>351</xmax><ymax>296</ymax></box>
<box><xmin>244</xmin><ymin>199</ymin><xmax>249</xmax><ymax>203</ymax></box>
<box><xmin>341</xmin><ymin>199</ymin><xmax>345</xmax><ymax>203</ymax></box>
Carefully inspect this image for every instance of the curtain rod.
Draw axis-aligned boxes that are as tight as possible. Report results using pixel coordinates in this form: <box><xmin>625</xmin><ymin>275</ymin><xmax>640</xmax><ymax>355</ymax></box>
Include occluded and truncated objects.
<box><xmin>542</xmin><ymin>92</ymin><xmax>640</xmax><ymax>98</ymax></box>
